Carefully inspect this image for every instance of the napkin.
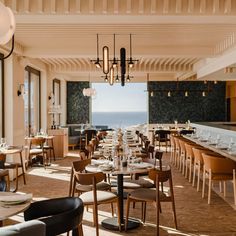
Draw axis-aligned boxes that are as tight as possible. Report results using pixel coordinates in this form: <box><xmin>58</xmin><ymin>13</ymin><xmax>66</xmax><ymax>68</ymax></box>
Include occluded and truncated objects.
<box><xmin>129</xmin><ymin>162</ymin><xmax>153</xmax><ymax>169</ymax></box>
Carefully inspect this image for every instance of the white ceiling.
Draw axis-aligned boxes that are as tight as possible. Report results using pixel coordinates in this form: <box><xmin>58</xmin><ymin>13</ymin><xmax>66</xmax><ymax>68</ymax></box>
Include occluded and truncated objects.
<box><xmin>3</xmin><ymin>0</ymin><xmax>236</xmax><ymax>82</ymax></box>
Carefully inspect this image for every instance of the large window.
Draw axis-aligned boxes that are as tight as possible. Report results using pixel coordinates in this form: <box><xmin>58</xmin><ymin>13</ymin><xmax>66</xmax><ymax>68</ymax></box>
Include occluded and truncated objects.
<box><xmin>24</xmin><ymin>66</ymin><xmax>41</xmax><ymax>136</ymax></box>
<box><xmin>92</xmin><ymin>83</ymin><xmax>147</xmax><ymax>128</ymax></box>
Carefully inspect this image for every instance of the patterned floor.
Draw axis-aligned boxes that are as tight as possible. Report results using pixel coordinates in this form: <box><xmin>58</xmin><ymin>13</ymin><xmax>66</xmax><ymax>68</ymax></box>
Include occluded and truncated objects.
<box><xmin>4</xmin><ymin>152</ymin><xmax>236</xmax><ymax>236</ymax></box>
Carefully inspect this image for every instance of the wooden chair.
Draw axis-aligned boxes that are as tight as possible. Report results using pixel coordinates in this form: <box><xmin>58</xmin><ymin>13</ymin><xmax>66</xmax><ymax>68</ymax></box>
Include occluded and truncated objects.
<box><xmin>192</xmin><ymin>148</ymin><xmax>222</xmax><ymax>191</ymax></box>
<box><xmin>28</xmin><ymin>137</ymin><xmax>48</xmax><ymax>168</ymax></box>
<box><xmin>202</xmin><ymin>154</ymin><xmax>236</xmax><ymax>205</ymax></box>
<box><xmin>125</xmin><ymin>167</ymin><xmax>177</xmax><ymax>236</ymax></box>
<box><xmin>0</xmin><ymin>154</ymin><xmax>19</xmax><ymax>192</ymax></box>
<box><xmin>184</xmin><ymin>142</ymin><xmax>201</xmax><ymax>182</ymax></box>
<box><xmin>77</xmin><ymin>172</ymin><xmax>121</xmax><ymax>236</ymax></box>
<box><xmin>0</xmin><ymin>169</ymin><xmax>10</xmax><ymax>191</ymax></box>
<box><xmin>155</xmin><ymin>130</ymin><xmax>170</xmax><ymax>152</ymax></box>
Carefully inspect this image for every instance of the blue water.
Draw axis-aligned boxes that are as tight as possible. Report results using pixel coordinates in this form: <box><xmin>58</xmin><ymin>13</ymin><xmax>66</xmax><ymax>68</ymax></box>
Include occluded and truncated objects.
<box><xmin>92</xmin><ymin>112</ymin><xmax>147</xmax><ymax>128</ymax></box>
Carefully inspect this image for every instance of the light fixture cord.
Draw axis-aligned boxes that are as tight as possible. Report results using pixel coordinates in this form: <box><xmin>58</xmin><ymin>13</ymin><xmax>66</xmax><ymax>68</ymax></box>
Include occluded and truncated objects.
<box><xmin>113</xmin><ymin>34</ymin><xmax>116</xmax><ymax>59</ymax></box>
<box><xmin>2</xmin><ymin>35</ymin><xmax>15</xmax><ymax>60</ymax></box>
<box><xmin>96</xmin><ymin>34</ymin><xmax>99</xmax><ymax>59</ymax></box>
<box><xmin>130</xmin><ymin>34</ymin><xmax>132</xmax><ymax>59</ymax></box>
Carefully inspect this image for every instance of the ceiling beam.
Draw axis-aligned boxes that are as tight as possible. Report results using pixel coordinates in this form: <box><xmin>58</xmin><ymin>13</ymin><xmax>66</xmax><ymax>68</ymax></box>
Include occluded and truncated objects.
<box><xmin>75</xmin><ymin>0</ymin><xmax>81</xmax><ymax>13</ymax></box>
<box><xmin>114</xmin><ymin>0</ymin><xmax>118</xmax><ymax>14</ymax></box>
<box><xmin>15</xmin><ymin>15</ymin><xmax>236</xmax><ymax>24</ymax></box>
<box><xmin>126</xmin><ymin>0</ymin><xmax>132</xmax><ymax>14</ymax></box>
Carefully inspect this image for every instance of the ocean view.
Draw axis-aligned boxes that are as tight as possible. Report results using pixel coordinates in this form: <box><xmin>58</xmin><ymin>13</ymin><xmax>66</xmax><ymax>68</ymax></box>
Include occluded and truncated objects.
<box><xmin>92</xmin><ymin>111</ymin><xmax>147</xmax><ymax>128</ymax></box>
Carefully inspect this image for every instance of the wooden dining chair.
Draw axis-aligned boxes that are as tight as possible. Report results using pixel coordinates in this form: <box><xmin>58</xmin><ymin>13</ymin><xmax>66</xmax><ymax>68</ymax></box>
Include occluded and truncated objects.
<box><xmin>0</xmin><ymin>154</ymin><xmax>19</xmax><ymax>192</ymax></box>
<box><xmin>125</xmin><ymin>167</ymin><xmax>177</xmax><ymax>236</ymax></box>
<box><xmin>77</xmin><ymin>172</ymin><xmax>121</xmax><ymax>236</ymax></box>
<box><xmin>69</xmin><ymin>159</ymin><xmax>111</xmax><ymax>197</ymax></box>
<box><xmin>202</xmin><ymin>154</ymin><xmax>236</xmax><ymax>205</ymax></box>
<box><xmin>0</xmin><ymin>169</ymin><xmax>10</xmax><ymax>191</ymax></box>
<box><xmin>28</xmin><ymin>137</ymin><xmax>48</xmax><ymax>168</ymax></box>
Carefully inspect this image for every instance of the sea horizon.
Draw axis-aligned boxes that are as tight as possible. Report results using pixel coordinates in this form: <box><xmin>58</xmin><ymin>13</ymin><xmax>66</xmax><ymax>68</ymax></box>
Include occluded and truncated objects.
<box><xmin>92</xmin><ymin>111</ymin><xmax>147</xmax><ymax>128</ymax></box>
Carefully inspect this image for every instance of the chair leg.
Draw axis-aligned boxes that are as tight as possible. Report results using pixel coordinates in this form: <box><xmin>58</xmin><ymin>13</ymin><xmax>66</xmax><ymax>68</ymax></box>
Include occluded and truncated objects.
<box><xmin>116</xmin><ymin>199</ymin><xmax>121</xmax><ymax>231</ymax></box>
<box><xmin>189</xmin><ymin>157</ymin><xmax>192</xmax><ymax>183</ymax></box>
<box><xmin>110</xmin><ymin>203</ymin><xmax>114</xmax><ymax>216</ymax></box>
<box><xmin>93</xmin><ymin>203</ymin><xmax>99</xmax><ymax>236</ymax></box>
<box><xmin>207</xmin><ymin>171</ymin><xmax>212</xmax><ymax>204</ymax></box>
<box><xmin>20</xmin><ymin>152</ymin><xmax>26</xmax><ymax>185</ymax></box>
<box><xmin>202</xmin><ymin>168</ymin><xmax>206</xmax><ymax>198</ymax></box>
<box><xmin>192</xmin><ymin>164</ymin><xmax>196</xmax><ymax>187</ymax></box>
<box><xmin>233</xmin><ymin>169</ymin><xmax>236</xmax><ymax>205</ymax></box>
<box><xmin>156</xmin><ymin>199</ymin><xmax>160</xmax><ymax>236</ymax></box>
<box><xmin>125</xmin><ymin>197</ymin><xmax>131</xmax><ymax>231</ymax></box>
<box><xmin>197</xmin><ymin>164</ymin><xmax>201</xmax><ymax>192</ymax></box>
<box><xmin>172</xmin><ymin>199</ymin><xmax>178</xmax><ymax>229</ymax></box>
<box><xmin>223</xmin><ymin>181</ymin><xmax>227</xmax><ymax>197</ymax></box>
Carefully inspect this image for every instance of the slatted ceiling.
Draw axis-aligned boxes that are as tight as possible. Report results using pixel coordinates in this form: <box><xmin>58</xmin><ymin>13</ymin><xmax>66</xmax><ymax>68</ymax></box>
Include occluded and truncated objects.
<box><xmin>3</xmin><ymin>0</ymin><xmax>236</xmax><ymax>14</ymax></box>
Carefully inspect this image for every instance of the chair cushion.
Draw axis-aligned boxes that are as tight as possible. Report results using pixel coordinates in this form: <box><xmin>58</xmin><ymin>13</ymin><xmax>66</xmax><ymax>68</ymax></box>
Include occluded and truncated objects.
<box><xmin>126</xmin><ymin>178</ymin><xmax>154</xmax><ymax>188</ymax></box>
<box><xmin>79</xmin><ymin>190</ymin><xmax>117</xmax><ymax>204</ymax></box>
<box><xmin>29</xmin><ymin>149</ymin><xmax>43</xmax><ymax>155</ymax></box>
<box><xmin>0</xmin><ymin>220</ymin><xmax>46</xmax><ymax>236</ymax></box>
<box><xmin>76</xmin><ymin>182</ymin><xmax>110</xmax><ymax>192</ymax></box>
<box><xmin>129</xmin><ymin>188</ymin><xmax>166</xmax><ymax>202</ymax></box>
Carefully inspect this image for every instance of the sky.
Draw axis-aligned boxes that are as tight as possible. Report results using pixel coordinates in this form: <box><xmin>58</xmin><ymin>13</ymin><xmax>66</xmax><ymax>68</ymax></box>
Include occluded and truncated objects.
<box><xmin>92</xmin><ymin>82</ymin><xmax>147</xmax><ymax>112</ymax></box>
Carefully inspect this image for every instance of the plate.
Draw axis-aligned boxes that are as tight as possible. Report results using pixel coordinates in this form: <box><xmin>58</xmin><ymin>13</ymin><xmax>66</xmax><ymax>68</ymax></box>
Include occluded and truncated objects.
<box><xmin>0</xmin><ymin>193</ymin><xmax>32</xmax><ymax>205</ymax></box>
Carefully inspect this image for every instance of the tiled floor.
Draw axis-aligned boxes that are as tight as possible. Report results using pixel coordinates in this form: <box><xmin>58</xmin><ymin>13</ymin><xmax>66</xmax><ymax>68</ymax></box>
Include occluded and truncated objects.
<box><xmin>5</xmin><ymin>152</ymin><xmax>236</xmax><ymax>236</ymax></box>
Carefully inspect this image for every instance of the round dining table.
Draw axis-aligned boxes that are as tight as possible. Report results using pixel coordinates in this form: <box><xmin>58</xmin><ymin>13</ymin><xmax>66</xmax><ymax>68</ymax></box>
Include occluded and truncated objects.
<box><xmin>0</xmin><ymin>192</ymin><xmax>32</xmax><ymax>226</ymax></box>
<box><xmin>86</xmin><ymin>162</ymin><xmax>154</xmax><ymax>231</ymax></box>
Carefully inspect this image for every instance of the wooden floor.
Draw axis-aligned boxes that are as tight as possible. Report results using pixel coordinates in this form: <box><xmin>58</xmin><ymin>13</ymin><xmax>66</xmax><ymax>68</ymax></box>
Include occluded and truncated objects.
<box><xmin>4</xmin><ymin>151</ymin><xmax>236</xmax><ymax>236</ymax></box>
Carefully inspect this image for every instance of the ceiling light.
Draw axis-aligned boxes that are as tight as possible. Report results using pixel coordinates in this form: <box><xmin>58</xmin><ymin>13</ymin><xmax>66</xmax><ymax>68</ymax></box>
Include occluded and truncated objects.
<box><xmin>103</xmin><ymin>46</ymin><xmax>109</xmax><ymax>74</ymax></box>
<box><xmin>0</xmin><ymin>2</ymin><xmax>15</xmax><ymax>60</ymax></box>
<box><xmin>115</xmin><ymin>75</ymin><xmax>119</xmax><ymax>82</ymax></box>
<box><xmin>104</xmin><ymin>75</ymin><xmax>108</xmax><ymax>82</ymax></box>
<box><xmin>109</xmin><ymin>67</ymin><xmax>114</xmax><ymax>86</ymax></box>
<box><xmin>126</xmin><ymin>75</ymin><xmax>130</xmax><ymax>82</ymax></box>
<box><xmin>94</xmin><ymin>34</ymin><xmax>101</xmax><ymax>68</ymax></box>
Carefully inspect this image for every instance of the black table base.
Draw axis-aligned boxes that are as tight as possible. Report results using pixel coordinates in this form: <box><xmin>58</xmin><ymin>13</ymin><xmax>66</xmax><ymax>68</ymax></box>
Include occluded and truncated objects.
<box><xmin>101</xmin><ymin>217</ymin><xmax>140</xmax><ymax>231</ymax></box>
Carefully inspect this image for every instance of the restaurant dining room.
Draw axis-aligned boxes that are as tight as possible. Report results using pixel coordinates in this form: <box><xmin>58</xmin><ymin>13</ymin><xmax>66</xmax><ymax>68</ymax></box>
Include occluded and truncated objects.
<box><xmin>0</xmin><ymin>0</ymin><xmax>236</xmax><ymax>236</ymax></box>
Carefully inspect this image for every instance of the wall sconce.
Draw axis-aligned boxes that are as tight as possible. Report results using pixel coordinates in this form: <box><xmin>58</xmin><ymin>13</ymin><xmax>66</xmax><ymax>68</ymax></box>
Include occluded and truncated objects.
<box><xmin>48</xmin><ymin>92</ymin><xmax>54</xmax><ymax>101</ymax></box>
<box><xmin>184</xmin><ymin>91</ymin><xmax>188</xmax><ymax>97</ymax></box>
<box><xmin>17</xmin><ymin>84</ymin><xmax>25</xmax><ymax>96</ymax></box>
<box><xmin>150</xmin><ymin>91</ymin><xmax>154</xmax><ymax>97</ymax></box>
<box><xmin>167</xmin><ymin>91</ymin><xmax>171</xmax><ymax>97</ymax></box>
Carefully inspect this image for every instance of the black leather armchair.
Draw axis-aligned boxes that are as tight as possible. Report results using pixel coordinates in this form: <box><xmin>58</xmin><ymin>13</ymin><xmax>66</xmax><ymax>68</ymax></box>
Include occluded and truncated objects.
<box><xmin>24</xmin><ymin>197</ymin><xmax>84</xmax><ymax>236</ymax></box>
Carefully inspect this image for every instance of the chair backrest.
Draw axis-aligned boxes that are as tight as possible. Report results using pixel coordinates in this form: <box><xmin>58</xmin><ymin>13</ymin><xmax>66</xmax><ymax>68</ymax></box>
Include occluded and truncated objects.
<box><xmin>75</xmin><ymin>172</ymin><xmax>105</xmax><ymax>186</ymax></box>
<box><xmin>30</xmin><ymin>138</ymin><xmax>46</xmax><ymax>148</ymax></box>
<box><xmin>179</xmin><ymin>129</ymin><xmax>194</xmax><ymax>135</ymax></box>
<box><xmin>202</xmin><ymin>154</ymin><xmax>236</xmax><ymax>174</ymax></box>
<box><xmin>148</xmin><ymin>168</ymin><xmax>172</xmax><ymax>183</ymax></box>
<box><xmin>155</xmin><ymin>130</ymin><xmax>171</xmax><ymax>140</ymax></box>
<box><xmin>0</xmin><ymin>220</ymin><xmax>46</xmax><ymax>236</ymax></box>
<box><xmin>0</xmin><ymin>169</ymin><xmax>10</xmax><ymax>191</ymax></box>
<box><xmin>73</xmin><ymin>159</ymin><xmax>91</xmax><ymax>172</ymax></box>
<box><xmin>24</xmin><ymin>197</ymin><xmax>84</xmax><ymax>236</ymax></box>
<box><xmin>185</xmin><ymin>143</ymin><xmax>195</xmax><ymax>158</ymax></box>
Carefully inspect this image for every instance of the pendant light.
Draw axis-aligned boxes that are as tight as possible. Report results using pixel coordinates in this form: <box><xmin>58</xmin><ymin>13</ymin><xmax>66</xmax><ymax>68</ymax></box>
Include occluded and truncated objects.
<box><xmin>103</xmin><ymin>46</ymin><xmax>109</xmax><ymax>74</ymax></box>
<box><xmin>112</xmin><ymin>34</ymin><xmax>117</xmax><ymax>68</ymax></box>
<box><xmin>94</xmin><ymin>34</ymin><xmax>101</xmax><ymax>68</ymax></box>
<box><xmin>128</xmin><ymin>34</ymin><xmax>134</xmax><ymax>68</ymax></box>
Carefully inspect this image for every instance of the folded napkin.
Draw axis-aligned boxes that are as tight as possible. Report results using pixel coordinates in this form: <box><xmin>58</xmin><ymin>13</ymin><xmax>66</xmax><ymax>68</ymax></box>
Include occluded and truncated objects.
<box><xmin>129</xmin><ymin>162</ymin><xmax>153</xmax><ymax>169</ymax></box>
<box><xmin>0</xmin><ymin>193</ymin><xmax>32</xmax><ymax>203</ymax></box>
<box><xmin>98</xmin><ymin>164</ymin><xmax>113</xmax><ymax>171</ymax></box>
<box><xmin>91</xmin><ymin>159</ymin><xmax>110</xmax><ymax>166</ymax></box>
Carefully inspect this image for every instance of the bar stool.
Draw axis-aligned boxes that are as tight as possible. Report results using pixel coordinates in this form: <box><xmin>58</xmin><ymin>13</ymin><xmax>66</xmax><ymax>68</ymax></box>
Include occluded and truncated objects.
<box><xmin>202</xmin><ymin>153</ymin><xmax>236</xmax><ymax>205</ymax></box>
